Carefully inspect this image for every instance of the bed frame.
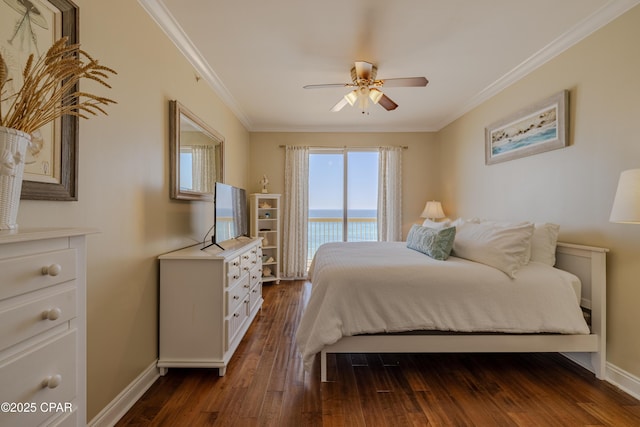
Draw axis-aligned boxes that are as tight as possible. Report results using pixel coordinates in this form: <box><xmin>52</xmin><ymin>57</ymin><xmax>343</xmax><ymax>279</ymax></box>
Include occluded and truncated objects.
<box><xmin>319</xmin><ymin>242</ymin><xmax>608</xmax><ymax>382</ymax></box>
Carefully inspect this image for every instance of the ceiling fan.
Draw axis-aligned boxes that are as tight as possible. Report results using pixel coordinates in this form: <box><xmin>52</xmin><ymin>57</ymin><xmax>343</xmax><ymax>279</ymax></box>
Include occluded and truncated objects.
<box><xmin>303</xmin><ymin>61</ymin><xmax>428</xmax><ymax>114</ymax></box>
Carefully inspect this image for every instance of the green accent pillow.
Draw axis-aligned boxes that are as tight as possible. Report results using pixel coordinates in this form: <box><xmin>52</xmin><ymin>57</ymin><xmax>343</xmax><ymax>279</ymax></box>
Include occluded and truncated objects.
<box><xmin>406</xmin><ymin>224</ymin><xmax>456</xmax><ymax>260</ymax></box>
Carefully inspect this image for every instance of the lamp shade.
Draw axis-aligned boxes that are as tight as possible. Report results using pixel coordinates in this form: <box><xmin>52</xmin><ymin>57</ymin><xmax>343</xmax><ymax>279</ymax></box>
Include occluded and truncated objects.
<box><xmin>421</xmin><ymin>200</ymin><xmax>445</xmax><ymax>220</ymax></box>
<box><xmin>610</xmin><ymin>169</ymin><xmax>640</xmax><ymax>223</ymax></box>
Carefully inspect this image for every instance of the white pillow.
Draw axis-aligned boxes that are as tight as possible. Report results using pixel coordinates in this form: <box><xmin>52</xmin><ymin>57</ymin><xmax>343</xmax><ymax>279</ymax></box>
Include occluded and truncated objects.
<box><xmin>421</xmin><ymin>218</ymin><xmax>451</xmax><ymax>229</ymax></box>
<box><xmin>530</xmin><ymin>223</ymin><xmax>560</xmax><ymax>266</ymax></box>
<box><xmin>450</xmin><ymin>217</ymin><xmax>481</xmax><ymax>228</ymax></box>
<box><xmin>452</xmin><ymin>221</ymin><xmax>534</xmax><ymax>278</ymax></box>
<box><xmin>477</xmin><ymin>220</ymin><xmax>533</xmax><ymax>265</ymax></box>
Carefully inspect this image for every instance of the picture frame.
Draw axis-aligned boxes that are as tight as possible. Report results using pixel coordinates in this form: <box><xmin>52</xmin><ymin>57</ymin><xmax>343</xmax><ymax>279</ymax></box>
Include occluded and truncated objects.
<box><xmin>485</xmin><ymin>90</ymin><xmax>569</xmax><ymax>165</ymax></box>
<box><xmin>0</xmin><ymin>0</ymin><xmax>79</xmax><ymax>200</ymax></box>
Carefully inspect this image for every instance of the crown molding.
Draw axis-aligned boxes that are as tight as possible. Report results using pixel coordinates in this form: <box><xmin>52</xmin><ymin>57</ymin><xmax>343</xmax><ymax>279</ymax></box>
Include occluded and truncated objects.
<box><xmin>434</xmin><ymin>0</ymin><xmax>640</xmax><ymax>131</ymax></box>
<box><xmin>137</xmin><ymin>0</ymin><xmax>253</xmax><ymax>130</ymax></box>
<box><xmin>139</xmin><ymin>0</ymin><xmax>638</xmax><ymax>134</ymax></box>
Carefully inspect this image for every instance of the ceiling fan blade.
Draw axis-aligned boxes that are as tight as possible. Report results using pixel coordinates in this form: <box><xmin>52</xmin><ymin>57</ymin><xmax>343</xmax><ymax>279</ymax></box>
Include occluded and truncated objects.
<box><xmin>330</xmin><ymin>97</ymin><xmax>350</xmax><ymax>112</ymax></box>
<box><xmin>381</xmin><ymin>77</ymin><xmax>428</xmax><ymax>87</ymax></box>
<box><xmin>354</xmin><ymin>61</ymin><xmax>374</xmax><ymax>80</ymax></box>
<box><xmin>378</xmin><ymin>94</ymin><xmax>398</xmax><ymax>111</ymax></box>
<box><xmin>304</xmin><ymin>83</ymin><xmax>351</xmax><ymax>89</ymax></box>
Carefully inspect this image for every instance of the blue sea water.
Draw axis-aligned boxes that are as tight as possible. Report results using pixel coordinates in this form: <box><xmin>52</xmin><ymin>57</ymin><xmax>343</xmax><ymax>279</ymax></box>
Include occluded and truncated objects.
<box><xmin>309</xmin><ymin>209</ymin><xmax>376</xmax><ymax>218</ymax></box>
<box><xmin>492</xmin><ymin>127</ymin><xmax>558</xmax><ymax>155</ymax></box>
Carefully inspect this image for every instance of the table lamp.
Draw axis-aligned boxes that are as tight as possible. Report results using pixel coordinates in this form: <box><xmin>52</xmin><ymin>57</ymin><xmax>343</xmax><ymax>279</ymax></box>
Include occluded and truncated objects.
<box><xmin>421</xmin><ymin>200</ymin><xmax>446</xmax><ymax>221</ymax></box>
<box><xmin>610</xmin><ymin>169</ymin><xmax>640</xmax><ymax>223</ymax></box>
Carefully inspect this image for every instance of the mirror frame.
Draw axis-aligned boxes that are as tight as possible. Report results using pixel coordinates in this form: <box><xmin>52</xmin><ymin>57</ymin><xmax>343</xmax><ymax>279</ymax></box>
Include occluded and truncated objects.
<box><xmin>169</xmin><ymin>100</ymin><xmax>224</xmax><ymax>201</ymax></box>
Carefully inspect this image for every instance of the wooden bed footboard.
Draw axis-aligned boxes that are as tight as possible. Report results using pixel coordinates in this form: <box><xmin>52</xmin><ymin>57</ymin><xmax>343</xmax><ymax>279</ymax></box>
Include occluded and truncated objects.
<box><xmin>319</xmin><ymin>242</ymin><xmax>608</xmax><ymax>382</ymax></box>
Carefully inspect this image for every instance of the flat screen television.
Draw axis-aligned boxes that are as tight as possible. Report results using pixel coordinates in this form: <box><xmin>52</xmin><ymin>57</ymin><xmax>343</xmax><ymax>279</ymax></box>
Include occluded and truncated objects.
<box><xmin>212</xmin><ymin>182</ymin><xmax>248</xmax><ymax>247</ymax></box>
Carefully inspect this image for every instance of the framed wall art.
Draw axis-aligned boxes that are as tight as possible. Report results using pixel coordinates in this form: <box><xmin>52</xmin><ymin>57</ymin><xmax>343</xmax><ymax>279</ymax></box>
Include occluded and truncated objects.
<box><xmin>485</xmin><ymin>90</ymin><xmax>569</xmax><ymax>165</ymax></box>
<box><xmin>0</xmin><ymin>0</ymin><xmax>79</xmax><ymax>200</ymax></box>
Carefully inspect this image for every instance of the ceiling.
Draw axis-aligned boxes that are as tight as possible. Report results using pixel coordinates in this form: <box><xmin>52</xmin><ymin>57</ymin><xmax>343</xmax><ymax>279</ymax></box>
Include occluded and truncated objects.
<box><xmin>140</xmin><ymin>0</ymin><xmax>639</xmax><ymax>132</ymax></box>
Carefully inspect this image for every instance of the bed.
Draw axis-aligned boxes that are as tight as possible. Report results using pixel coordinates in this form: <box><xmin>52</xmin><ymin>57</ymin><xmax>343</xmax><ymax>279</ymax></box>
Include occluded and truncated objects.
<box><xmin>295</xmin><ymin>222</ymin><xmax>607</xmax><ymax>382</ymax></box>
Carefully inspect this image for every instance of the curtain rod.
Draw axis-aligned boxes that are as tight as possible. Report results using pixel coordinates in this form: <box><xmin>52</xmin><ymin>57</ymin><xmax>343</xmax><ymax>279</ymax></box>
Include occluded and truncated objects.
<box><xmin>278</xmin><ymin>145</ymin><xmax>408</xmax><ymax>150</ymax></box>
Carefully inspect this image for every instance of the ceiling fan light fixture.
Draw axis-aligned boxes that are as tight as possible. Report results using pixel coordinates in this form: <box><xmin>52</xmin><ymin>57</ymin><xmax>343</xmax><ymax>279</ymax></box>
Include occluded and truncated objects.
<box><xmin>305</xmin><ymin>61</ymin><xmax>428</xmax><ymax>114</ymax></box>
<box><xmin>344</xmin><ymin>90</ymin><xmax>359</xmax><ymax>106</ymax></box>
<box><xmin>358</xmin><ymin>94</ymin><xmax>369</xmax><ymax>112</ymax></box>
<box><xmin>369</xmin><ymin>88</ymin><xmax>383</xmax><ymax>104</ymax></box>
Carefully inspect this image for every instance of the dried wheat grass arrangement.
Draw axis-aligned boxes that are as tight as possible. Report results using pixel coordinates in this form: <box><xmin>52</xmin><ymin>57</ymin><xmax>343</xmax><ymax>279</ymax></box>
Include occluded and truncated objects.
<box><xmin>0</xmin><ymin>36</ymin><xmax>117</xmax><ymax>134</ymax></box>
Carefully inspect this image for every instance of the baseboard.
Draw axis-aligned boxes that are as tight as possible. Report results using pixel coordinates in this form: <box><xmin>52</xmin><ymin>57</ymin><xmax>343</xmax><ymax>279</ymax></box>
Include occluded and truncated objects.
<box><xmin>607</xmin><ymin>362</ymin><xmax>640</xmax><ymax>400</ymax></box>
<box><xmin>88</xmin><ymin>360</ymin><xmax>160</xmax><ymax>427</ymax></box>
<box><xmin>562</xmin><ymin>352</ymin><xmax>640</xmax><ymax>401</ymax></box>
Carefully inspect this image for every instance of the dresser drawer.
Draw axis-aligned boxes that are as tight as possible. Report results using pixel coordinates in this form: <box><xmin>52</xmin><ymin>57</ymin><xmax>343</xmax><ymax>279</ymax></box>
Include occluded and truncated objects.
<box><xmin>240</xmin><ymin>249</ymin><xmax>254</xmax><ymax>272</ymax></box>
<box><xmin>249</xmin><ymin>264</ymin><xmax>261</xmax><ymax>288</ymax></box>
<box><xmin>226</xmin><ymin>278</ymin><xmax>248</xmax><ymax>316</ymax></box>
<box><xmin>225</xmin><ymin>301</ymin><xmax>248</xmax><ymax>351</ymax></box>
<box><xmin>226</xmin><ymin>257</ymin><xmax>241</xmax><ymax>286</ymax></box>
<box><xmin>49</xmin><ymin>409</ymin><xmax>78</xmax><ymax>427</ymax></box>
<box><xmin>0</xmin><ymin>330</ymin><xmax>77</xmax><ymax>427</ymax></box>
<box><xmin>0</xmin><ymin>249</ymin><xmax>77</xmax><ymax>300</ymax></box>
<box><xmin>248</xmin><ymin>246</ymin><xmax>260</xmax><ymax>266</ymax></box>
<box><xmin>249</xmin><ymin>281</ymin><xmax>262</xmax><ymax>313</ymax></box>
<box><xmin>0</xmin><ymin>286</ymin><xmax>76</xmax><ymax>351</ymax></box>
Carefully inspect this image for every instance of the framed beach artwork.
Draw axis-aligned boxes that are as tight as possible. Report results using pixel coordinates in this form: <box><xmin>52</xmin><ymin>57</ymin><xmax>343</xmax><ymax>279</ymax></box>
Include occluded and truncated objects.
<box><xmin>485</xmin><ymin>90</ymin><xmax>569</xmax><ymax>165</ymax></box>
<box><xmin>0</xmin><ymin>0</ymin><xmax>79</xmax><ymax>200</ymax></box>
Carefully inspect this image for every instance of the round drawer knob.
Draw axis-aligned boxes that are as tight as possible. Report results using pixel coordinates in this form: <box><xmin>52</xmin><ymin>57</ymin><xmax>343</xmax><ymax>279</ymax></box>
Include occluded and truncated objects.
<box><xmin>42</xmin><ymin>374</ymin><xmax>62</xmax><ymax>389</ymax></box>
<box><xmin>233</xmin><ymin>295</ymin><xmax>239</xmax><ymax>300</ymax></box>
<box><xmin>42</xmin><ymin>307</ymin><xmax>62</xmax><ymax>321</ymax></box>
<box><xmin>42</xmin><ymin>264</ymin><xmax>62</xmax><ymax>277</ymax></box>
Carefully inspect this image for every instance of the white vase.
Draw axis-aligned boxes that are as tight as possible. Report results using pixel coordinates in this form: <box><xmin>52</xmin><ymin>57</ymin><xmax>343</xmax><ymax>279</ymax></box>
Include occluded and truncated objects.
<box><xmin>0</xmin><ymin>127</ymin><xmax>31</xmax><ymax>230</ymax></box>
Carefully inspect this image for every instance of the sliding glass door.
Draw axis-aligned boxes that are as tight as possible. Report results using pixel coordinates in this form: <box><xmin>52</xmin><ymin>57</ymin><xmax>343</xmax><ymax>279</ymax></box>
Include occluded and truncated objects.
<box><xmin>308</xmin><ymin>149</ymin><xmax>379</xmax><ymax>265</ymax></box>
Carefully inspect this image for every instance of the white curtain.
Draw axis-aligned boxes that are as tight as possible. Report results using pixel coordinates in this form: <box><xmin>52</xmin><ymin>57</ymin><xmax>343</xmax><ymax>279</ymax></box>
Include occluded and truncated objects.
<box><xmin>191</xmin><ymin>145</ymin><xmax>214</xmax><ymax>193</ymax></box>
<box><xmin>377</xmin><ymin>146</ymin><xmax>403</xmax><ymax>241</ymax></box>
<box><xmin>283</xmin><ymin>146</ymin><xmax>309</xmax><ymax>278</ymax></box>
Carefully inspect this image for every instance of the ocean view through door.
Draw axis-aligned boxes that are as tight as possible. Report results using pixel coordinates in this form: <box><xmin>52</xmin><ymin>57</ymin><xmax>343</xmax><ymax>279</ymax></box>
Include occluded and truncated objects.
<box><xmin>308</xmin><ymin>150</ymin><xmax>379</xmax><ymax>265</ymax></box>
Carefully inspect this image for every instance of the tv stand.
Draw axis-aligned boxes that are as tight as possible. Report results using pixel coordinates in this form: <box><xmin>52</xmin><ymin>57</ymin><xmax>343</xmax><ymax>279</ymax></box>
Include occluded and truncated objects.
<box><xmin>158</xmin><ymin>238</ymin><xmax>263</xmax><ymax>376</ymax></box>
<box><xmin>203</xmin><ymin>239</ymin><xmax>226</xmax><ymax>251</ymax></box>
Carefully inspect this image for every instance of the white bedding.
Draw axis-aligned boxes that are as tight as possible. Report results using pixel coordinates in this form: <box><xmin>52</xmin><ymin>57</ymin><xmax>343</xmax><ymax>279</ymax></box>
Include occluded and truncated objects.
<box><xmin>295</xmin><ymin>241</ymin><xmax>590</xmax><ymax>370</ymax></box>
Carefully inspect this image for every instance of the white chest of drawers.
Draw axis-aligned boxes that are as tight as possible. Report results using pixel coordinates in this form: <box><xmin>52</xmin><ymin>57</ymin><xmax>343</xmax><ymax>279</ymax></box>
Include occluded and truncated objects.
<box><xmin>157</xmin><ymin>237</ymin><xmax>263</xmax><ymax>376</ymax></box>
<box><xmin>0</xmin><ymin>228</ymin><xmax>92</xmax><ymax>427</ymax></box>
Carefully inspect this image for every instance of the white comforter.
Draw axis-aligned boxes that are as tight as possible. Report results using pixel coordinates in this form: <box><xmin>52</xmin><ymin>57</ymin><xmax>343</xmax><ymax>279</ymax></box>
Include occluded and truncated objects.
<box><xmin>295</xmin><ymin>242</ymin><xmax>590</xmax><ymax>370</ymax></box>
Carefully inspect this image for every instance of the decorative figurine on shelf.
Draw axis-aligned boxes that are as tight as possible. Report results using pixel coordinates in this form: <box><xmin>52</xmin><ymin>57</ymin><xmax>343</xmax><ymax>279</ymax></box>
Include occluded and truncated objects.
<box><xmin>259</xmin><ymin>201</ymin><xmax>272</xmax><ymax>209</ymax></box>
<box><xmin>260</xmin><ymin>174</ymin><xmax>269</xmax><ymax>193</ymax></box>
<box><xmin>261</xmin><ymin>232</ymin><xmax>269</xmax><ymax>246</ymax></box>
<box><xmin>263</xmin><ymin>267</ymin><xmax>272</xmax><ymax>277</ymax></box>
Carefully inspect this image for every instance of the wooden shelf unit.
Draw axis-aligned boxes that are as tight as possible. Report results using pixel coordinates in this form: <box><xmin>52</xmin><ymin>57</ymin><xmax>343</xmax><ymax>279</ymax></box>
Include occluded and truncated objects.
<box><xmin>250</xmin><ymin>193</ymin><xmax>281</xmax><ymax>284</ymax></box>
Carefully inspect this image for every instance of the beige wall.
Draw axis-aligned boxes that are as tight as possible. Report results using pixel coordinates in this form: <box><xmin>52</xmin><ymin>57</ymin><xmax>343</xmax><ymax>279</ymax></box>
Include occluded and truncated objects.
<box><xmin>249</xmin><ymin>132</ymin><xmax>441</xmax><ymax>238</ymax></box>
<box><xmin>438</xmin><ymin>6</ymin><xmax>640</xmax><ymax>377</ymax></box>
<box><xmin>15</xmin><ymin>0</ymin><xmax>250</xmax><ymax>420</ymax></box>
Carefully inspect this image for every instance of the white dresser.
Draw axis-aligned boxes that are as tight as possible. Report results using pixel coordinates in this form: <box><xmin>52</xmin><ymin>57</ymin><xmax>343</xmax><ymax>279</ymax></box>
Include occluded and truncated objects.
<box><xmin>0</xmin><ymin>228</ymin><xmax>92</xmax><ymax>427</ymax></box>
<box><xmin>158</xmin><ymin>237</ymin><xmax>263</xmax><ymax>376</ymax></box>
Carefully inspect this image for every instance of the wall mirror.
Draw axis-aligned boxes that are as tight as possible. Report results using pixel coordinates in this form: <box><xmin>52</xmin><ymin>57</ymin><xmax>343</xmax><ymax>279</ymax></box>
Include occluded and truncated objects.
<box><xmin>170</xmin><ymin>100</ymin><xmax>224</xmax><ymax>201</ymax></box>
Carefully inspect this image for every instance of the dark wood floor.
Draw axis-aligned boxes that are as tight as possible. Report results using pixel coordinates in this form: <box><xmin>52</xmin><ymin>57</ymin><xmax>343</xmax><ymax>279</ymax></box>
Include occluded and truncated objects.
<box><xmin>117</xmin><ymin>280</ymin><xmax>640</xmax><ymax>426</ymax></box>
